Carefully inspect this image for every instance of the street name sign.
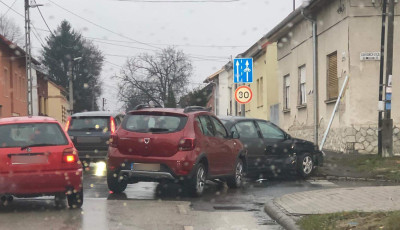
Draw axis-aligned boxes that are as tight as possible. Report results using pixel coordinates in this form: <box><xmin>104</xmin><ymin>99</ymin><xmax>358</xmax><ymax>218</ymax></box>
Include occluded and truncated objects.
<box><xmin>235</xmin><ymin>86</ymin><xmax>253</xmax><ymax>104</ymax></box>
<box><xmin>234</xmin><ymin>58</ymin><xmax>253</xmax><ymax>83</ymax></box>
<box><xmin>360</xmin><ymin>52</ymin><xmax>380</xmax><ymax>61</ymax></box>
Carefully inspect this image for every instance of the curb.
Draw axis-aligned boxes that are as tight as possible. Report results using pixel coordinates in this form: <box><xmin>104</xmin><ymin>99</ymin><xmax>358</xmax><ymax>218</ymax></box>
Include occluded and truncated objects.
<box><xmin>312</xmin><ymin>174</ymin><xmax>399</xmax><ymax>183</ymax></box>
<box><xmin>264</xmin><ymin>199</ymin><xmax>299</xmax><ymax>230</ymax></box>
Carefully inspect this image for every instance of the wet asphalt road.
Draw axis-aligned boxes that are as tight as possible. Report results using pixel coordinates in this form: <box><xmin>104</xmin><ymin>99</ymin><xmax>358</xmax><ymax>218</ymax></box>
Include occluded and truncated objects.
<box><xmin>0</xmin><ymin>163</ymin><xmax>395</xmax><ymax>230</ymax></box>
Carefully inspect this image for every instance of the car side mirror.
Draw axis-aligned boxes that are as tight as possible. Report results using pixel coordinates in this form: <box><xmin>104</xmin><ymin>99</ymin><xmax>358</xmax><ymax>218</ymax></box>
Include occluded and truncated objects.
<box><xmin>286</xmin><ymin>134</ymin><xmax>291</xmax><ymax>140</ymax></box>
<box><xmin>231</xmin><ymin>131</ymin><xmax>240</xmax><ymax>139</ymax></box>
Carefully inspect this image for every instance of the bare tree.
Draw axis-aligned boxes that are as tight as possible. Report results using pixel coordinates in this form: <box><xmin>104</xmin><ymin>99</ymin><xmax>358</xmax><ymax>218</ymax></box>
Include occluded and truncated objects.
<box><xmin>0</xmin><ymin>16</ymin><xmax>23</xmax><ymax>45</ymax></box>
<box><xmin>116</xmin><ymin>47</ymin><xmax>193</xmax><ymax>108</ymax></box>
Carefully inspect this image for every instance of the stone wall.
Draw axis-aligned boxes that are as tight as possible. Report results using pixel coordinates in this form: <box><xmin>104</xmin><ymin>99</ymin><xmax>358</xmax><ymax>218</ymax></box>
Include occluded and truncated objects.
<box><xmin>288</xmin><ymin>125</ymin><xmax>400</xmax><ymax>155</ymax></box>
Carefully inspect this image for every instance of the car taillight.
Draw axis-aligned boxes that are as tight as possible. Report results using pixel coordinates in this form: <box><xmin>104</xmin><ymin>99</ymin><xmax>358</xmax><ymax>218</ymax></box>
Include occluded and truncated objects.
<box><xmin>178</xmin><ymin>138</ymin><xmax>196</xmax><ymax>151</ymax></box>
<box><xmin>110</xmin><ymin>117</ymin><xmax>116</xmax><ymax>134</ymax></box>
<box><xmin>110</xmin><ymin>134</ymin><xmax>118</xmax><ymax>148</ymax></box>
<box><xmin>65</xmin><ymin>117</ymin><xmax>71</xmax><ymax>131</ymax></box>
<box><xmin>63</xmin><ymin>148</ymin><xmax>78</xmax><ymax>163</ymax></box>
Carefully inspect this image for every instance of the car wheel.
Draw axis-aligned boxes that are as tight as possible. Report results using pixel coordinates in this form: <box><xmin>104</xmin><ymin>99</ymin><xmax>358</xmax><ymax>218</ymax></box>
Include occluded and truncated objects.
<box><xmin>186</xmin><ymin>163</ymin><xmax>207</xmax><ymax>197</ymax></box>
<box><xmin>54</xmin><ymin>193</ymin><xmax>67</xmax><ymax>208</ymax></box>
<box><xmin>67</xmin><ymin>189</ymin><xmax>83</xmax><ymax>209</ymax></box>
<box><xmin>107</xmin><ymin>170</ymin><xmax>127</xmax><ymax>193</ymax></box>
<box><xmin>297</xmin><ymin>153</ymin><xmax>314</xmax><ymax>178</ymax></box>
<box><xmin>227</xmin><ymin>159</ymin><xmax>244</xmax><ymax>189</ymax></box>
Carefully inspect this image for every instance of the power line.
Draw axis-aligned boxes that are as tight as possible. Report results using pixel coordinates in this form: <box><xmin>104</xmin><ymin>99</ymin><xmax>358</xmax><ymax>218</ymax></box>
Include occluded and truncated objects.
<box><xmin>0</xmin><ymin>0</ymin><xmax>24</xmax><ymax>17</ymax></box>
<box><xmin>33</xmin><ymin>0</ymin><xmax>55</xmax><ymax>36</ymax></box>
<box><xmin>48</xmin><ymin>0</ymin><xmax>162</xmax><ymax>50</ymax></box>
<box><xmin>0</xmin><ymin>0</ymin><xmax>17</xmax><ymax>17</ymax></box>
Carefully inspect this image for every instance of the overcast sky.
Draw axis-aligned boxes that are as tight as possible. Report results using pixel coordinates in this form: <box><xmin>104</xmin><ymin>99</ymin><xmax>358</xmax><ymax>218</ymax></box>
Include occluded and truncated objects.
<box><xmin>1</xmin><ymin>0</ymin><xmax>303</xmax><ymax>111</ymax></box>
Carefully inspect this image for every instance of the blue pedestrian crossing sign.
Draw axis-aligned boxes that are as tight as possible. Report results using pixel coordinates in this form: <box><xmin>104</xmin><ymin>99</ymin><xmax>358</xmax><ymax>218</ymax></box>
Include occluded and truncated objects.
<box><xmin>234</xmin><ymin>58</ymin><xmax>253</xmax><ymax>83</ymax></box>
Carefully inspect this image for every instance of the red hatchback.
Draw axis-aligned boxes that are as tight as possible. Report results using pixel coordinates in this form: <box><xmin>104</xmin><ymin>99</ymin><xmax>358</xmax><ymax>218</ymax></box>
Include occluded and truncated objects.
<box><xmin>0</xmin><ymin>116</ymin><xmax>83</xmax><ymax>208</ymax></box>
<box><xmin>107</xmin><ymin>106</ymin><xmax>246</xmax><ymax>196</ymax></box>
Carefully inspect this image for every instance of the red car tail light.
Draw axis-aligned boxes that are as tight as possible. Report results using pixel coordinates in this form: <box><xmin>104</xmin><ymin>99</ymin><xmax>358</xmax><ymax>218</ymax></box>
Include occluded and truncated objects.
<box><xmin>110</xmin><ymin>134</ymin><xmax>118</xmax><ymax>147</ymax></box>
<box><xmin>178</xmin><ymin>138</ymin><xmax>196</xmax><ymax>151</ymax></box>
<box><xmin>63</xmin><ymin>148</ymin><xmax>78</xmax><ymax>163</ymax></box>
<box><xmin>65</xmin><ymin>117</ymin><xmax>71</xmax><ymax>131</ymax></box>
<box><xmin>110</xmin><ymin>117</ymin><xmax>116</xmax><ymax>134</ymax></box>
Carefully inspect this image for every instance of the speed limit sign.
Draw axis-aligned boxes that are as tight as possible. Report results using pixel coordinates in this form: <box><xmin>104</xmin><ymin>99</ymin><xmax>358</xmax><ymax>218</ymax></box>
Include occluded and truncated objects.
<box><xmin>235</xmin><ymin>86</ymin><xmax>253</xmax><ymax>104</ymax></box>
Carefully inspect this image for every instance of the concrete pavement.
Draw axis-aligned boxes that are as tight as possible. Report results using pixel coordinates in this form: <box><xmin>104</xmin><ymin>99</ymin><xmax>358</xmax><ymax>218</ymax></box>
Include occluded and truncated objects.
<box><xmin>265</xmin><ymin>185</ymin><xmax>400</xmax><ymax>230</ymax></box>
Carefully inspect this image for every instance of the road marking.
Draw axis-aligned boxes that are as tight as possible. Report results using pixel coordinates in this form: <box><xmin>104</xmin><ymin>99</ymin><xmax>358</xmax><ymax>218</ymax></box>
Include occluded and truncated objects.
<box><xmin>307</xmin><ymin>180</ymin><xmax>337</xmax><ymax>186</ymax></box>
<box><xmin>184</xmin><ymin>226</ymin><xmax>193</xmax><ymax>230</ymax></box>
<box><xmin>178</xmin><ymin>204</ymin><xmax>188</xmax><ymax>215</ymax></box>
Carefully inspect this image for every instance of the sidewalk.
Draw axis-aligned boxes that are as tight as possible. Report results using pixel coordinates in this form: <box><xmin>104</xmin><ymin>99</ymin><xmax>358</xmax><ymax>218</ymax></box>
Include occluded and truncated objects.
<box><xmin>265</xmin><ymin>186</ymin><xmax>400</xmax><ymax>230</ymax></box>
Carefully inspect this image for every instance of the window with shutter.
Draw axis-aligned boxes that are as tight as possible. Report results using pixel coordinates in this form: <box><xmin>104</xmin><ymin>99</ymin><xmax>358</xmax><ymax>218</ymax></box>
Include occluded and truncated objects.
<box><xmin>327</xmin><ymin>52</ymin><xmax>338</xmax><ymax>100</ymax></box>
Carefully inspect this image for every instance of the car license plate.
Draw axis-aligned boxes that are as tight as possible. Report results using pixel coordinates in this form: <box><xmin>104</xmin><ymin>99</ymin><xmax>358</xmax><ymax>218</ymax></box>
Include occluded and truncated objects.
<box><xmin>78</xmin><ymin>137</ymin><xmax>101</xmax><ymax>143</ymax></box>
<box><xmin>131</xmin><ymin>163</ymin><xmax>160</xmax><ymax>171</ymax></box>
<box><xmin>11</xmin><ymin>155</ymin><xmax>48</xmax><ymax>165</ymax></box>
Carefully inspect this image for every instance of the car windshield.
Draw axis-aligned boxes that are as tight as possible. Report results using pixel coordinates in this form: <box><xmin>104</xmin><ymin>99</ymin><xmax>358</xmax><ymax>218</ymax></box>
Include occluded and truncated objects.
<box><xmin>123</xmin><ymin>114</ymin><xmax>187</xmax><ymax>133</ymax></box>
<box><xmin>1</xmin><ymin>0</ymin><xmax>400</xmax><ymax>229</ymax></box>
<box><xmin>69</xmin><ymin>117</ymin><xmax>109</xmax><ymax>131</ymax></box>
<box><xmin>0</xmin><ymin>123</ymin><xmax>68</xmax><ymax>148</ymax></box>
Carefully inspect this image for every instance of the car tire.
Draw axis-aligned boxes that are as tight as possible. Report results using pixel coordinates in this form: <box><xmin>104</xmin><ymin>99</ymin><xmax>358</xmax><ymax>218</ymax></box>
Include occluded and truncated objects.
<box><xmin>107</xmin><ymin>170</ymin><xmax>127</xmax><ymax>193</ymax></box>
<box><xmin>227</xmin><ymin>159</ymin><xmax>244</xmax><ymax>189</ymax></box>
<box><xmin>186</xmin><ymin>163</ymin><xmax>207</xmax><ymax>197</ymax></box>
<box><xmin>297</xmin><ymin>153</ymin><xmax>314</xmax><ymax>178</ymax></box>
<box><xmin>67</xmin><ymin>189</ymin><xmax>83</xmax><ymax>209</ymax></box>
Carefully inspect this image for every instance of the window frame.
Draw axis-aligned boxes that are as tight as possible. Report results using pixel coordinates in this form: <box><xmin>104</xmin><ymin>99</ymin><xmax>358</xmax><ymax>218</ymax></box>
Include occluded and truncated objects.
<box><xmin>298</xmin><ymin>65</ymin><xmax>306</xmax><ymax>106</ymax></box>
<box><xmin>256</xmin><ymin>120</ymin><xmax>286</xmax><ymax>140</ymax></box>
<box><xmin>209</xmin><ymin>116</ymin><xmax>228</xmax><ymax>138</ymax></box>
<box><xmin>326</xmin><ymin>51</ymin><xmax>338</xmax><ymax>101</ymax></box>
<box><xmin>234</xmin><ymin>120</ymin><xmax>260</xmax><ymax>139</ymax></box>
<box><xmin>283</xmin><ymin>74</ymin><xmax>290</xmax><ymax>110</ymax></box>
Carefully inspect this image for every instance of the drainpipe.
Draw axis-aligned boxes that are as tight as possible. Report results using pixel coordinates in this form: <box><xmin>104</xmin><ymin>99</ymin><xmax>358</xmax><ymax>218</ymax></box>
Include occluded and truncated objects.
<box><xmin>302</xmin><ymin>9</ymin><xmax>319</xmax><ymax>146</ymax></box>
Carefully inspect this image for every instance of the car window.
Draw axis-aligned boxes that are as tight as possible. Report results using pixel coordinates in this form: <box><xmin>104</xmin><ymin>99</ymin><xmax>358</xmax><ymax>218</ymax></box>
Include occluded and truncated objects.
<box><xmin>210</xmin><ymin>116</ymin><xmax>227</xmax><ymax>138</ymax></box>
<box><xmin>198</xmin><ymin>116</ymin><xmax>215</xmax><ymax>137</ymax></box>
<box><xmin>69</xmin><ymin>117</ymin><xmax>109</xmax><ymax>132</ymax></box>
<box><xmin>257</xmin><ymin>121</ymin><xmax>285</xmax><ymax>140</ymax></box>
<box><xmin>235</xmin><ymin>121</ymin><xmax>259</xmax><ymax>138</ymax></box>
<box><xmin>115</xmin><ymin>115</ymin><xmax>122</xmax><ymax>127</ymax></box>
<box><xmin>0</xmin><ymin>123</ymin><xmax>68</xmax><ymax>148</ymax></box>
<box><xmin>195</xmin><ymin>117</ymin><xmax>204</xmax><ymax>134</ymax></box>
<box><xmin>123</xmin><ymin>114</ymin><xmax>187</xmax><ymax>133</ymax></box>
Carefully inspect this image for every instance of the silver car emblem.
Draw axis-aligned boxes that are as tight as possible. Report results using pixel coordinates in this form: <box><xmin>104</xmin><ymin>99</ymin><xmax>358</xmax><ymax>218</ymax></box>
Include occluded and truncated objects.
<box><xmin>144</xmin><ymin>138</ymin><xmax>150</xmax><ymax>144</ymax></box>
<box><xmin>26</xmin><ymin>148</ymin><xmax>31</xmax><ymax>152</ymax></box>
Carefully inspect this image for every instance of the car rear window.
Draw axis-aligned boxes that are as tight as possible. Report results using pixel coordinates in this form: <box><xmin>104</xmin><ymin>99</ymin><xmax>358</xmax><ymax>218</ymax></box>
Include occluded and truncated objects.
<box><xmin>0</xmin><ymin>123</ymin><xmax>68</xmax><ymax>148</ymax></box>
<box><xmin>123</xmin><ymin>114</ymin><xmax>187</xmax><ymax>133</ymax></box>
<box><xmin>69</xmin><ymin>117</ymin><xmax>109</xmax><ymax>132</ymax></box>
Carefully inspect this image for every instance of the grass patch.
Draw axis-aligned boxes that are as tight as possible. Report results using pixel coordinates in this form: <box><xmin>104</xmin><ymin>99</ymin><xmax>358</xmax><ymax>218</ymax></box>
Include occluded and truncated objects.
<box><xmin>335</xmin><ymin>155</ymin><xmax>400</xmax><ymax>181</ymax></box>
<box><xmin>298</xmin><ymin>211</ymin><xmax>400</xmax><ymax>230</ymax></box>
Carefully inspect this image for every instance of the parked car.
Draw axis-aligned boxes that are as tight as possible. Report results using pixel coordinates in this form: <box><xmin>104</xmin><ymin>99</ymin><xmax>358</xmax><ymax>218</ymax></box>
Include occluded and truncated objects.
<box><xmin>0</xmin><ymin>116</ymin><xmax>83</xmax><ymax>208</ymax></box>
<box><xmin>219</xmin><ymin>116</ymin><xmax>323</xmax><ymax>178</ymax></box>
<box><xmin>107</xmin><ymin>105</ymin><xmax>246</xmax><ymax>196</ymax></box>
<box><xmin>66</xmin><ymin>111</ymin><xmax>125</xmax><ymax>166</ymax></box>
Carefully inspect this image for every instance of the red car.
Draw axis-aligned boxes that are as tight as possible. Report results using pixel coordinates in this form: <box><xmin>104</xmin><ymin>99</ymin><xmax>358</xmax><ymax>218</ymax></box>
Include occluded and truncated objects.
<box><xmin>0</xmin><ymin>116</ymin><xmax>83</xmax><ymax>208</ymax></box>
<box><xmin>107</xmin><ymin>106</ymin><xmax>246</xmax><ymax>196</ymax></box>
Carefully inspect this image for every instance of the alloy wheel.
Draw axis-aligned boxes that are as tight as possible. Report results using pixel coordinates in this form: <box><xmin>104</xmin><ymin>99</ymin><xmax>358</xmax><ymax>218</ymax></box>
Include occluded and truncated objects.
<box><xmin>302</xmin><ymin>156</ymin><xmax>313</xmax><ymax>175</ymax></box>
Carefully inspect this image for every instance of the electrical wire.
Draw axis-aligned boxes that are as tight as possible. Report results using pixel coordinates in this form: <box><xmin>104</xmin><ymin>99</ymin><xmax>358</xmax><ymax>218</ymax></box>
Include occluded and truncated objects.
<box><xmin>0</xmin><ymin>0</ymin><xmax>17</xmax><ymax>17</ymax></box>
<box><xmin>48</xmin><ymin>0</ymin><xmax>162</xmax><ymax>50</ymax></box>
<box><xmin>33</xmin><ymin>0</ymin><xmax>55</xmax><ymax>37</ymax></box>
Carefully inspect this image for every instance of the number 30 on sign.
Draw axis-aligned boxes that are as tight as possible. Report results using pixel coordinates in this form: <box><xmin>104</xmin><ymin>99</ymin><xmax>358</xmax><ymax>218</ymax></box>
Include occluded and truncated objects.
<box><xmin>235</xmin><ymin>86</ymin><xmax>253</xmax><ymax>104</ymax></box>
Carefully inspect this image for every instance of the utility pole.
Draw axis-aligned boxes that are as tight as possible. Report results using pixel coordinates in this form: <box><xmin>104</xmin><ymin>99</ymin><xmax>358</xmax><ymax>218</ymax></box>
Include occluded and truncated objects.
<box><xmin>378</xmin><ymin>0</ymin><xmax>387</xmax><ymax>157</ymax></box>
<box><xmin>24</xmin><ymin>0</ymin><xmax>33</xmax><ymax>116</ymax></box>
<box><xmin>102</xmin><ymin>98</ymin><xmax>106</xmax><ymax>111</ymax></box>
<box><xmin>293</xmin><ymin>0</ymin><xmax>295</xmax><ymax>11</ymax></box>
<box><xmin>382</xmin><ymin>0</ymin><xmax>395</xmax><ymax>157</ymax></box>
<box><xmin>68</xmin><ymin>62</ymin><xmax>74</xmax><ymax>114</ymax></box>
